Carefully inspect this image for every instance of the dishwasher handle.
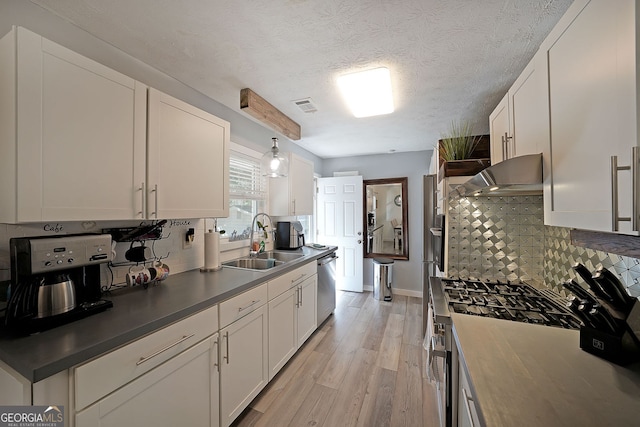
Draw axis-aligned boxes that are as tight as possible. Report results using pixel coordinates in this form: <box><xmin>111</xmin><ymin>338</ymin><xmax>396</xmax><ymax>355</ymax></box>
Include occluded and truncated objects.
<box><xmin>318</xmin><ymin>253</ymin><xmax>338</xmax><ymax>266</ymax></box>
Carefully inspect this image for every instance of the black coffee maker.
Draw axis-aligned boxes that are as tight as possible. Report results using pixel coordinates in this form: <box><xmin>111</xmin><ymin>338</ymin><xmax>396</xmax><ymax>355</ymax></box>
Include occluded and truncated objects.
<box><xmin>5</xmin><ymin>234</ymin><xmax>113</xmax><ymax>333</ymax></box>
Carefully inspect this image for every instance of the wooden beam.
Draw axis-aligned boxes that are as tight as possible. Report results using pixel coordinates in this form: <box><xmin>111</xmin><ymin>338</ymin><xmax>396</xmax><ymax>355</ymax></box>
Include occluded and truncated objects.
<box><xmin>240</xmin><ymin>88</ymin><xmax>301</xmax><ymax>140</ymax></box>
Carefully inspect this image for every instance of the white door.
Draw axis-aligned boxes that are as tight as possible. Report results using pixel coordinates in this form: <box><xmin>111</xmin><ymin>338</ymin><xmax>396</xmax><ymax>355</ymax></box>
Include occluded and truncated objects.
<box><xmin>316</xmin><ymin>176</ymin><xmax>364</xmax><ymax>292</ymax></box>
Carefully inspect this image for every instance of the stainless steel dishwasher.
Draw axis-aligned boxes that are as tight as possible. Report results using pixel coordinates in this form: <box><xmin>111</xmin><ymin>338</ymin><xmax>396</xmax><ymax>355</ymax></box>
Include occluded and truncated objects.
<box><xmin>317</xmin><ymin>251</ymin><xmax>337</xmax><ymax>325</ymax></box>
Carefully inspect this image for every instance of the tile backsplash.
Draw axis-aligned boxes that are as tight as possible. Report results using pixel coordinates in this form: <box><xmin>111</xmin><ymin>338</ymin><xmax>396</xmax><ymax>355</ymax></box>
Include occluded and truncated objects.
<box><xmin>447</xmin><ymin>194</ymin><xmax>640</xmax><ymax>297</ymax></box>
<box><xmin>0</xmin><ymin>219</ymin><xmax>208</xmax><ymax>291</ymax></box>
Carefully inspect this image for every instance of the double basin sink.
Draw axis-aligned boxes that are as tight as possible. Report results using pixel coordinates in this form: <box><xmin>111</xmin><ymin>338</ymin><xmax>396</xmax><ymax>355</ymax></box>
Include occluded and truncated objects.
<box><xmin>222</xmin><ymin>251</ymin><xmax>305</xmax><ymax>271</ymax></box>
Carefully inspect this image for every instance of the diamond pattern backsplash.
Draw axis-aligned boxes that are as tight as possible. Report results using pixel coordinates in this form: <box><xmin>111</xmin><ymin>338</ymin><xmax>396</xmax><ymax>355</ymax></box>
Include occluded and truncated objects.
<box><xmin>447</xmin><ymin>193</ymin><xmax>640</xmax><ymax>297</ymax></box>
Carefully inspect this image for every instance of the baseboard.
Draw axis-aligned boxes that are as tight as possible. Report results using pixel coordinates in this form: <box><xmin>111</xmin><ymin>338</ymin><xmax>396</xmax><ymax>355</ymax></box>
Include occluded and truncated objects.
<box><xmin>362</xmin><ymin>285</ymin><xmax>422</xmax><ymax>299</ymax></box>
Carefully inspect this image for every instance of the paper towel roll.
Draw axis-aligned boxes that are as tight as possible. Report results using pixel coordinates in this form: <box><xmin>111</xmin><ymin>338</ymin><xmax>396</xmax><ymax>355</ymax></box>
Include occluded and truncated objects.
<box><xmin>203</xmin><ymin>229</ymin><xmax>221</xmax><ymax>271</ymax></box>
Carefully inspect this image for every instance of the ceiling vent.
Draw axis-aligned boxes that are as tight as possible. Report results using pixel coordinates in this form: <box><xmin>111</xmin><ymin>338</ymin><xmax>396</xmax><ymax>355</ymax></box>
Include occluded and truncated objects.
<box><xmin>292</xmin><ymin>98</ymin><xmax>318</xmax><ymax>113</ymax></box>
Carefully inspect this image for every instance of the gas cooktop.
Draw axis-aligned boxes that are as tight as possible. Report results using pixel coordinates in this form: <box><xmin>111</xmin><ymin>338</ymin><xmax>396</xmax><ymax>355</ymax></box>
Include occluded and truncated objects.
<box><xmin>441</xmin><ymin>278</ymin><xmax>581</xmax><ymax>329</ymax></box>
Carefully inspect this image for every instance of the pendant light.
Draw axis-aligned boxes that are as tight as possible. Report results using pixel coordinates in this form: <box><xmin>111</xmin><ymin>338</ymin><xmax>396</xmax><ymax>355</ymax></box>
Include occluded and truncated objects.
<box><xmin>261</xmin><ymin>137</ymin><xmax>289</xmax><ymax>177</ymax></box>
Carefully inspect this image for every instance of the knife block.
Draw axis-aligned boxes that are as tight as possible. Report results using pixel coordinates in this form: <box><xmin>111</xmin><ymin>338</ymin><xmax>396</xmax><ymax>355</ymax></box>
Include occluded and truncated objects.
<box><xmin>579</xmin><ymin>326</ymin><xmax>640</xmax><ymax>365</ymax></box>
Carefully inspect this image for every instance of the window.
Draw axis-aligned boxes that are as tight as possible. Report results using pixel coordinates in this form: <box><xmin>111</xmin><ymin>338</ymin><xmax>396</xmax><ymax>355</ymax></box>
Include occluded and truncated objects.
<box><xmin>218</xmin><ymin>144</ymin><xmax>266</xmax><ymax>246</ymax></box>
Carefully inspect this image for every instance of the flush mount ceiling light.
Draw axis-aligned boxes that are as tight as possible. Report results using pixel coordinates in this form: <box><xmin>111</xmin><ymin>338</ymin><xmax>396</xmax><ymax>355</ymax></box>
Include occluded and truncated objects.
<box><xmin>261</xmin><ymin>137</ymin><xmax>289</xmax><ymax>177</ymax></box>
<box><xmin>337</xmin><ymin>67</ymin><xmax>394</xmax><ymax>118</ymax></box>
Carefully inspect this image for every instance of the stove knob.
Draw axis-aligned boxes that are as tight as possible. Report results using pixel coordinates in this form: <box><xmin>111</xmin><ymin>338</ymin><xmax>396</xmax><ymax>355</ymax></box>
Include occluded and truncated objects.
<box><xmin>67</xmin><ymin>258</ymin><xmax>74</xmax><ymax>264</ymax></box>
<box><xmin>57</xmin><ymin>259</ymin><xmax>63</xmax><ymax>265</ymax></box>
<box><xmin>44</xmin><ymin>261</ymin><xmax>52</xmax><ymax>267</ymax></box>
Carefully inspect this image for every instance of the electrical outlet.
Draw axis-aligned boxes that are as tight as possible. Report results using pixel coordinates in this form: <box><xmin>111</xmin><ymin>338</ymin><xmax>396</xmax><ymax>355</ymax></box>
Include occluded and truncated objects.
<box><xmin>183</xmin><ymin>228</ymin><xmax>195</xmax><ymax>249</ymax></box>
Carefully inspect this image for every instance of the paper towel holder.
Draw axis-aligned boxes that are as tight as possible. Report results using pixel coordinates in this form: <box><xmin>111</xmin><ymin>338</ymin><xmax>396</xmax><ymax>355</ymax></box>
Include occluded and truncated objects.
<box><xmin>200</xmin><ymin>228</ymin><xmax>222</xmax><ymax>272</ymax></box>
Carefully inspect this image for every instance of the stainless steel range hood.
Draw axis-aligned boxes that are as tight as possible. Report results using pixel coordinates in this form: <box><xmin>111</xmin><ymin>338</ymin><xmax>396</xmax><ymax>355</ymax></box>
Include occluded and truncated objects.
<box><xmin>452</xmin><ymin>153</ymin><xmax>543</xmax><ymax>197</ymax></box>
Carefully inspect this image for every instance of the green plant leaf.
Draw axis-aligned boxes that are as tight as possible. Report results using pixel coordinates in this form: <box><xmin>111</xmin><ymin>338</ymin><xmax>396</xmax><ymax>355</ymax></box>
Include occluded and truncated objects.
<box><xmin>438</xmin><ymin>119</ymin><xmax>480</xmax><ymax>161</ymax></box>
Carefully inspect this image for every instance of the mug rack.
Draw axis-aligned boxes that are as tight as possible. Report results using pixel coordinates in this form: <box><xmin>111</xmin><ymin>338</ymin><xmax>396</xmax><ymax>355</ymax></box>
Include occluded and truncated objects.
<box><xmin>103</xmin><ymin>220</ymin><xmax>167</xmax><ymax>242</ymax></box>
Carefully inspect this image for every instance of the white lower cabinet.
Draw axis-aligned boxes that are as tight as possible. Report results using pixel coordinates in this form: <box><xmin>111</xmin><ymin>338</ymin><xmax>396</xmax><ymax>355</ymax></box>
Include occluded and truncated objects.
<box><xmin>457</xmin><ymin>359</ymin><xmax>481</xmax><ymax>427</ymax></box>
<box><xmin>268</xmin><ymin>287</ymin><xmax>298</xmax><ymax>380</ymax></box>
<box><xmin>268</xmin><ymin>272</ymin><xmax>317</xmax><ymax>380</ymax></box>
<box><xmin>219</xmin><ymin>304</ymin><xmax>268</xmax><ymax>427</ymax></box>
<box><xmin>297</xmin><ymin>275</ymin><xmax>317</xmax><ymax>348</ymax></box>
<box><xmin>76</xmin><ymin>336</ymin><xmax>216</xmax><ymax>427</ymax></box>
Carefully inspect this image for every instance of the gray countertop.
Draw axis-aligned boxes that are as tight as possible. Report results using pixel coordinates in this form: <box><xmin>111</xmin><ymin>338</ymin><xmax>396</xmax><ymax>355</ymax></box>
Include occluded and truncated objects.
<box><xmin>0</xmin><ymin>246</ymin><xmax>336</xmax><ymax>383</ymax></box>
<box><xmin>452</xmin><ymin>313</ymin><xmax>640</xmax><ymax>426</ymax></box>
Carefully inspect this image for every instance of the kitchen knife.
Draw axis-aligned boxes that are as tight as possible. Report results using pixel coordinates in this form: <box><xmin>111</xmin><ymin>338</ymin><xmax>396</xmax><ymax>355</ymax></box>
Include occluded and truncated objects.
<box><xmin>566</xmin><ymin>298</ymin><xmax>597</xmax><ymax>329</ymax></box>
<box><xmin>589</xmin><ymin>305</ymin><xmax>620</xmax><ymax>334</ymax></box>
<box><xmin>593</xmin><ymin>267</ymin><xmax>636</xmax><ymax>314</ymax></box>
<box><xmin>562</xmin><ymin>280</ymin><xmax>598</xmax><ymax>305</ymax></box>
<box><xmin>572</xmin><ymin>263</ymin><xmax>613</xmax><ymax>303</ymax></box>
<box><xmin>592</xmin><ymin>273</ymin><xmax>631</xmax><ymax>314</ymax></box>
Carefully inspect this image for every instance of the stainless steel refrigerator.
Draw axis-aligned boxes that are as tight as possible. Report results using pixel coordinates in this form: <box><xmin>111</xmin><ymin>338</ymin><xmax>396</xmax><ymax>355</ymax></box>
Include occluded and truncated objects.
<box><xmin>422</xmin><ymin>174</ymin><xmax>444</xmax><ymax>334</ymax></box>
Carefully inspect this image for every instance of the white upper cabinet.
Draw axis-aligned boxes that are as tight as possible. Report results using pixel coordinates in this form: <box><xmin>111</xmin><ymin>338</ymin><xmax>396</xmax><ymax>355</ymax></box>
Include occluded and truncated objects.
<box><xmin>0</xmin><ymin>27</ymin><xmax>231</xmax><ymax>222</ymax></box>
<box><xmin>489</xmin><ymin>93</ymin><xmax>510</xmax><ymax>165</ymax></box>
<box><xmin>269</xmin><ymin>153</ymin><xmax>314</xmax><ymax>216</ymax></box>
<box><xmin>0</xmin><ymin>26</ymin><xmax>147</xmax><ymax>222</ymax></box>
<box><xmin>541</xmin><ymin>0</ymin><xmax>638</xmax><ymax>234</ymax></box>
<box><xmin>147</xmin><ymin>89</ymin><xmax>230</xmax><ymax>219</ymax></box>
<box><xmin>490</xmin><ymin>51</ymin><xmax>545</xmax><ymax>165</ymax></box>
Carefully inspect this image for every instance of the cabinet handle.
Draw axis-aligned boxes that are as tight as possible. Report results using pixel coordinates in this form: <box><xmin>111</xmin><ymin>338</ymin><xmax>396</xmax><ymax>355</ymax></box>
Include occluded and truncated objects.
<box><xmin>150</xmin><ymin>184</ymin><xmax>159</xmax><ymax>218</ymax></box>
<box><xmin>462</xmin><ymin>387</ymin><xmax>477</xmax><ymax>427</ymax></box>
<box><xmin>223</xmin><ymin>331</ymin><xmax>230</xmax><ymax>364</ymax></box>
<box><xmin>633</xmin><ymin>147</ymin><xmax>639</xmax><ymax>231</ymax></box>
<box><xmin>501</xmin><ymin>133</ymin><xmax>507</xmax><ymax>160</ymax></box>
<box><xmin>291</xmin><ymin>273</ymin><xmax>306</xmax><ymax>284</ymax></box>
<box><xmin>238</xmin><ymin>299</ymin><xmax>260</xmax><ymax>313</ymax></box>
<box><xmin>611</xmin><ymin>155</ymin><xmax>633</xmax><ymax>231</ymax></box>
<box><xmin>137</xmin><ymin>182</ymin><xmax>146</xmax><ymax>218</ymax></box>
<box><xmin>213</xmin><ymin>335</ymin><xmax>220</xmax><ymax>372</ymax></box>
<box><xmin>136</xmin><ymin>333</ymin><xmax>195</xmax><ymax>366</ymax></box>
<box><xmin>298</xmin><ymin>286</ymin><xmax>303</xmax><ymax>306</ymax></box>
<box><xmin>292</xmin><ymin>199</ymin><xmax>296</xmax><ymax>215</ymax></box>
<box><xmin>295</xmin><ymin>287</ymin><xmax>300</xmax><ymax>308</ymax></box>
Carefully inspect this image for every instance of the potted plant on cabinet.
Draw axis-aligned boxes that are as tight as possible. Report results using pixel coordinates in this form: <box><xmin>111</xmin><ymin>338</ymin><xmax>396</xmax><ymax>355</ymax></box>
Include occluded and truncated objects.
<box><xmin>437</xmin><ymin>119</ymin><xmax>490</xmax><ymax>181</ymax></box>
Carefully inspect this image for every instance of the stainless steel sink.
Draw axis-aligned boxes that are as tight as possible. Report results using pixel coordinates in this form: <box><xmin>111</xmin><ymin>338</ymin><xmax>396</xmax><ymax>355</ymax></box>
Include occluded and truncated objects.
<box><xmin>222</xmin><ymin>251</ymin><xmax>305</xmax><ymax>271</ymax></box>
<box><xmin>222</xmin><ymin>258</ymin><xmax>285</xmax><ymax>270</ymax></box>
<box><xmin>255</xmin><ymin>251</ymin><xmax>305</xmax><ymax>262</ymax></box>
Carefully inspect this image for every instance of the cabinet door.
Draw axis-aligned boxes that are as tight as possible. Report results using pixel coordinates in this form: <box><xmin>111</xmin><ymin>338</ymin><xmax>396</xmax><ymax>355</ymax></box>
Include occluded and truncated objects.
<box><xmin>147</xmin><ymin>88</ymin><xmax>230</xmax><ymax>219</ymax></box>
<box><xmin>211</xmin><ymin>332</ymin><xmax>221</xmax><ymax>427</ymax></box>
<box><xmin>489</xmin><ymin>93</ymin><xmax>509</xmax><ymax>165</ymax></box>
<box><xmin>542</xmin><ymin>0</ymin><xmax>638</xmax><ymax>234</ymax></box>
<box><xmin>457</xmin><ymin>361</ymin><xmax>481</xmax><ymax>427</ymax></box>
<box><xmin>267</xmin><ymin>287</ymin><xmax>297</xmax><ymax>380</ymax></box>
<box><xmin>15</xmin><ymin>27</ymin><xmax>147</xmax><ymax>221</ymax></box>
<box><xmin>509</xmin><ymin>53</ymin><xmax>545</xmax><ymax>159</ymax></box>
<box><xmin>269</xmin><ymin>153</ymin><xmax>314</xmax><ymax>216</ymax></box>
<box><xmin>76</xmin><ymin>337</ymin><xmax>213</xmax><ymax>427</ymax></box>
<box><xmin>220</xmin><ymin>305</ymin><xmax>268</xmax><ymax>427</ymax></box>
<box><xmin>297</xmin><ymin>274</ymin><xmax>317</xmax><ymax>347</ymax></box>
<box><xmin>290</xmin><ymin>154</ymin><xmax>315</xmax><ymax>215</ymax></box>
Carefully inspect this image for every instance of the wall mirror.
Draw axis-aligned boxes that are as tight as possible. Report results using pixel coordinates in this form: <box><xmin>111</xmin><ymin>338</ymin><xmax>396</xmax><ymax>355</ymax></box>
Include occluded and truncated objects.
<box><xmin>364</xmin><ymin>177</ymin><xmax>409</xmax><ymax>260</ymax></box>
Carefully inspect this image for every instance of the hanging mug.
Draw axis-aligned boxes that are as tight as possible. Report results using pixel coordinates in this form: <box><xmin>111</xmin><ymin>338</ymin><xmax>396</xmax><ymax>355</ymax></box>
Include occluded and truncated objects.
<box><xmin>125</xmin><ymin>241</ymin><xmax>151</xmax><ymax>263</ymax></box>
<box><xmin>153</xmin><ymin>261</ymin><xmax>170</xmax><ymax>282</ymax></box>
<box><xmin>126</xmin><ymin>265</ymin><xmax>155</xmax><ymax>287</ymax></box>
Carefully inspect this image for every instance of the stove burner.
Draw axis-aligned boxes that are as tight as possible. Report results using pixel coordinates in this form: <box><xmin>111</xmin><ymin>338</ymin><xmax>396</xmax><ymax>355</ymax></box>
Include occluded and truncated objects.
<box><xmin>442</xmin><ymin>278</ymin><xmax>581</xmax><ymax>329</ymax></box>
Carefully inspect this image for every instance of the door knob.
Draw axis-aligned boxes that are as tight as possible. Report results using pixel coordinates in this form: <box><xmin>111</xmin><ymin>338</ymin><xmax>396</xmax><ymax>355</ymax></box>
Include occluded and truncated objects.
<box><xmin>357</xmin><ymin>231</ymin><xmax>362</xmax><ymax>236</ymax></box>
<box><xmin>358</xmin><ymin>240</ymin><xmax>362</xmax><ymax>244</ymax></box>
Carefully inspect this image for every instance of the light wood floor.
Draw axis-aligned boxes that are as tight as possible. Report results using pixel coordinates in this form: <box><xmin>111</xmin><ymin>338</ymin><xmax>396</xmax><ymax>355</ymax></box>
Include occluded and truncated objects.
<box><xmin>231</xmin><ymin>290</ymin><xmax>440</xmax><ymax>427</ymax></box>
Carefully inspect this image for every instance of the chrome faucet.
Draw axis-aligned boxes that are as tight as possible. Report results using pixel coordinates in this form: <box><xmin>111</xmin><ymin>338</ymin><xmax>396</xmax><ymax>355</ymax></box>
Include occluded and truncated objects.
<box><xmin>249</xmin><ymin>212</ymin><xmax>274</xmax><ymax>257</ymax></box>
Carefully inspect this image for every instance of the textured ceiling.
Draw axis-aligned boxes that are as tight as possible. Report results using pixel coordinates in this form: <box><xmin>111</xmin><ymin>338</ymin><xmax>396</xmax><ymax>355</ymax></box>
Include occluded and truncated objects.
<box><xmin>29</xmin><ymin>0</ymin><xmax>573</xmax><ymax>159</ymax></box>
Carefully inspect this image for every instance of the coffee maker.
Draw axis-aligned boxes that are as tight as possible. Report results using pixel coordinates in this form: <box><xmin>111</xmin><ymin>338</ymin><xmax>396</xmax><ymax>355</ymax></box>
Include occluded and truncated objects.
<box><xmin>5</xmin><ymin>234</ymin><xmax>113</xmax><ymax>333</ymax></box>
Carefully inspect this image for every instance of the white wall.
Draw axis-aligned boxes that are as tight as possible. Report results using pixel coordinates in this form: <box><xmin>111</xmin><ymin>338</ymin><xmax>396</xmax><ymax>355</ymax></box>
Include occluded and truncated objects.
<box><xmin>322</xmin><ymin>150</ymin><xmax>433</xmax><ymax>296</ymax></box>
